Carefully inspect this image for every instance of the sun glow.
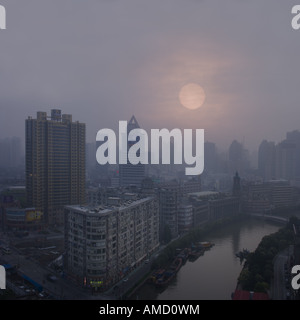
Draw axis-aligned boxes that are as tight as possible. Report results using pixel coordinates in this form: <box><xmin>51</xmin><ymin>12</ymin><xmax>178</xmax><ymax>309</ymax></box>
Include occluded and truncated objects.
<box><xmin>179</xmin><ymin>83</ymin><xmax>206</xmax><ymax>110</ymax></box>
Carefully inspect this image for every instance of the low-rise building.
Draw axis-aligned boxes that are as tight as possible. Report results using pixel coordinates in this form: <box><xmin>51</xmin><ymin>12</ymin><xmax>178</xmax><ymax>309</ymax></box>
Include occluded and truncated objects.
<box><xmin>4</xmin><ymin>207</ymin><xmax>43</xmax><ymax>231</ymax></box>
<box><xmin>242</xmin><ymin>179</ymin><xmax>299</xmax><ymax>214</ymax></box>
<box><xmin>187</xmin><ymin>191</ymin><xmax>240</xmax><ymax>222</ymax></box>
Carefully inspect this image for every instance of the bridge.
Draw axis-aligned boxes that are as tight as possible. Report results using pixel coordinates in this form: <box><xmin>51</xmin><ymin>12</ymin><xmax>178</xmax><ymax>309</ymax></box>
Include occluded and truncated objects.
<box><xmin>251</xmin><ymin>213</ymin><xmax>288</xmax><ymax>224</ymax></box>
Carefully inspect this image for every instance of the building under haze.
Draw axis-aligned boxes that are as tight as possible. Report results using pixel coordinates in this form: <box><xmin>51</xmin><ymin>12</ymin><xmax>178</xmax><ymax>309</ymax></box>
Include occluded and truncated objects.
<box><xmin>25</xmin><ymin>109</ymin><xmax>86</xmax><ymax>225</ymax></box>
<box><xmin>119</xmin><ymin>116</ymin><xmax>146</xmax><ymax>188</ymax></box>
<box><xmin>258</xmin><ymin>130</ymin><xmax>300</xmax><ymax>185</ymax></box>
<box><xmin>258</xmin><ymin>140</ymin><xmax>276</xmax><ymax>181</ymax></box>
<box><xmin>64</xmin><ymin>196</ymin><xmax>159</xmax><ymax>291</ymax></box>
<box><xmin>242</xmin><ymin>179</ymin><xmax>299</xmax><ymax>214</ymax></box>
<box><xmin>228</xmin><ymin>140</ymin><xmax>250</xmax><ymax>176</ymax></box>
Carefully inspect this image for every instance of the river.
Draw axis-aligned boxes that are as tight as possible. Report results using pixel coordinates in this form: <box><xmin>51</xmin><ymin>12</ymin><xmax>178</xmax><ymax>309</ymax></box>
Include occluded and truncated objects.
<box><xmin>131</xmin><ymin>217</ymin><xmax>282</xmax><ymax>300</ymax></box>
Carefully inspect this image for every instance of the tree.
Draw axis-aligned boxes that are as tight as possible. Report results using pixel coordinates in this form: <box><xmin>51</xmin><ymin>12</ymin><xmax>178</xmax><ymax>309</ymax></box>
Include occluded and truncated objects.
<box><xmin>254</xmin><ymin>281</ymin><xmax>269</xmax><ymax>293</ymax></box>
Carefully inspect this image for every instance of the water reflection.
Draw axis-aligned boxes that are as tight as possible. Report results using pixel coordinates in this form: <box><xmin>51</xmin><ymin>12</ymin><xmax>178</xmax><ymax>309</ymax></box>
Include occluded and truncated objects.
<box><xmin>131</xmin><ymin>218</ymin><xmax>281</xmax><ymax>300</ymax></box>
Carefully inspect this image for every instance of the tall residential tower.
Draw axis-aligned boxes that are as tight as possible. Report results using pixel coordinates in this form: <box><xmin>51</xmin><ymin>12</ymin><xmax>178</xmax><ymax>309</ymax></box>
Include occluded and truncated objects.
<box><xmin>26</xmin><ymin>109</ymin><xmax>86</xmax><ymax>225</ymax></box>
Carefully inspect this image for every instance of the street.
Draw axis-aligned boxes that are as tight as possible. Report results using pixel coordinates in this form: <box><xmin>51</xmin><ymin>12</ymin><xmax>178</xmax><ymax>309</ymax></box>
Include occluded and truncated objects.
<box><xmin>271</xmin><ymin>247</ymin><xmax>296</xmax><ymax>300</ymax></box>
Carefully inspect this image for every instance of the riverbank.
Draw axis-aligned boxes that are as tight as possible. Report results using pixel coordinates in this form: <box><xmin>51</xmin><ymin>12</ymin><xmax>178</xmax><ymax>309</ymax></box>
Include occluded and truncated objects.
<box><xmin>235</xmin><ymin>216</ymin><xmax>297</xmax><ymax>299</ymax></box>
<box><xmin>151</xmin><ymin>214</ymin><xmax>248</xmax><ymax>271</ymax></box>
<box><xmin>129</xmin><ymin>214</ymin><xmax>281</xmax><ymax>300</ymax></box>
<box><xmin>126</xmin><ymin>215</ymin><xmax>246</xmax><ymax>299</ymax></box>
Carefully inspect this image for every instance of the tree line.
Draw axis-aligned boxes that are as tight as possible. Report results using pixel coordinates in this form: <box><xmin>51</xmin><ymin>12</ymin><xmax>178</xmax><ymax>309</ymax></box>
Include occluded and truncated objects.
<box><xmin>238</xmin><ymin>216</ymin><xmax>298</xmax><ymax>293</ymax></box>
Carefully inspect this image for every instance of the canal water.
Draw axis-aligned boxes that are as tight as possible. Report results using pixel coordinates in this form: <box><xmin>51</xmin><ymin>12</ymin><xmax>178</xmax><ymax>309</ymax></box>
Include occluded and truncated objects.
<box><xmin>131</xmin><ymin>217</ymin><xmax>281</xmax><ymax>300</ymax></box>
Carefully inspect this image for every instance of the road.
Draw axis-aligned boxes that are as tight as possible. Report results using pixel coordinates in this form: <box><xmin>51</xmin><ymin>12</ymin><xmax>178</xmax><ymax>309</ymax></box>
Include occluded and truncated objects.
<box><xmin>0</xmin><ymin>229</ymin><xmax>167</xmax><ymax>300</ymax></box>
<box><xmin>272</xmin><ymin>250</ymin><xmax>287</xmax><ymax>300</ymax></box>
<box><xmin>1</xmin><ymin>241</ymin><xmax>156</xmax><ymax>300</ymax></box>
<box><xmin>271</xmin><ymin>247</ymin><xmax>296</xmax><ymax>300</ymax></box>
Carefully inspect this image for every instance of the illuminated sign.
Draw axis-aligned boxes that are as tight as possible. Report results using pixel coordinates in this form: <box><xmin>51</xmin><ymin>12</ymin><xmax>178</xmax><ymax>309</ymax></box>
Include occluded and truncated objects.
<box><xmin>90</xmin><ymin>280</ymin><xmax>103</xmax><ymax>287</ymax></box>
<box><xmin>26</xmin><ymin>210</ymin><xmax>43</xmax><ymax>221</ymax></box>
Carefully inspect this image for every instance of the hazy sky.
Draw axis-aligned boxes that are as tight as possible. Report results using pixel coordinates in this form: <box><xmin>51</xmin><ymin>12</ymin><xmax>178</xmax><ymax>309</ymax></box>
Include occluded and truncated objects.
<box><xmin>1</xmin><ymin>0</ymin><xmax>300</xmax><ymax>152</ymax></box>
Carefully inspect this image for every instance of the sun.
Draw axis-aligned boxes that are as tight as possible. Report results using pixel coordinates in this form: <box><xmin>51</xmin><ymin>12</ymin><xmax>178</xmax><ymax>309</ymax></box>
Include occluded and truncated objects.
<box><xmin>179</xmin><ymin>83</ymin><xmax>206</xmax><ymax>110</ymax></box>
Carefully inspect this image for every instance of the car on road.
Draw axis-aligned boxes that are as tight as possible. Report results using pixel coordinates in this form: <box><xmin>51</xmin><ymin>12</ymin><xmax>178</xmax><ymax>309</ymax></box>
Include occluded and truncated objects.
<box><xmin>46</xmin><ymin>274</ymin><xmax>57</xmax><ymax>282</ymax></box>
<box><xmin>123</xmin><ymin>278</ymin><xmax>128</xmax><ymax>282</ymax></box>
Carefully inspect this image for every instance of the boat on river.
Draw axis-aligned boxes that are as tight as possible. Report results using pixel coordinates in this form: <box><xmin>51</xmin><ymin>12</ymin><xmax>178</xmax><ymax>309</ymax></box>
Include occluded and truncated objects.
<box><xmin>198</xmin><ymin>241</ymin><xmax>214</xmax><ymax>249</ymax></box>
<box><xmin>176</xmin><ymin>248</ymin><xmax>190</xmax><ymax>264</ymax></box>
<box><xmin>188</xmin><ymin>241</ymin><xmax>214</xmax><ymax>262</ymax></box>
<box><xmin>148</xmin><ymin>268</ymin><xmax>165</xmax><ymax>283</ymax></box>
<box><xmin>155</xmin><ymin>257</ymin><xmax>183</xmax><ymax>287</ymax></box>
<box><xmin>188</xmin><ymin>248</ymin><xmax>205</xmax><ymax>262</ymax></box>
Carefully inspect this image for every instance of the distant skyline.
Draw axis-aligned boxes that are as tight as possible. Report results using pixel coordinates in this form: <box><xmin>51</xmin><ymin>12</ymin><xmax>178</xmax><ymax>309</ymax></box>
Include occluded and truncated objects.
<box><xmin>1</xmin><ymin>1</ymin><xmax>300</xmax><ymax>153</ymax></box>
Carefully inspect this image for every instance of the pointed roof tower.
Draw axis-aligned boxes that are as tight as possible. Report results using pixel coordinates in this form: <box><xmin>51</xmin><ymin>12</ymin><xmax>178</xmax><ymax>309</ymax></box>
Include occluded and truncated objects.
<box><xmin>119</xmin><ymin>115</ymin><xmax>146</xmax><ymax>187</ymax></box>
<box><xmin>128</xmin><ymin>115</ymin><xmax>140</xmax><ymax>131</ymax></box>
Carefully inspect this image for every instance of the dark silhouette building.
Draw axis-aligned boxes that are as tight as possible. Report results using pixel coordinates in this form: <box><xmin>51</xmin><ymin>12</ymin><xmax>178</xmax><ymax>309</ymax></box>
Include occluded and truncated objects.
<box><xmin>26</xmin><ymin>109</ymin><xmax>86</xmax><ymax>225</ymax></box>
<box><xmin>119</xmin><ymin>115</ymin><xmax>146</xmax><ymax>187</ymax></box>
<box><xmin>232</xmin><ymin>171</ymin><xmax>241</xmax><ymax>197</ymax></box>
<box><xmin>258</xmin><ymin>140</ymin><xmax>276</xmax><ymax>181</ymax></box>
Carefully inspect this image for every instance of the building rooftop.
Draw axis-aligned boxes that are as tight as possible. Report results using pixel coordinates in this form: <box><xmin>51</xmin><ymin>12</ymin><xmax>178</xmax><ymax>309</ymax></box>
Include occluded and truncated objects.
<box><xmin>8</xmin><ymin>186</ymin><xmax>26</xmax><ymax>190</ymax></box>
<box><xmin>267</xmin><ymin>179</ymin><xmax>289</xmax><ymax>184</ymax></box>
<box><xmin>66</xmin><ymin>196</ymin><xmax>154</xmax><ymax>215</ymax></box>
<box><xmin>188</xmin><ymin>191</ymin><xmax>220</xmax><ymax>198</ymax></box>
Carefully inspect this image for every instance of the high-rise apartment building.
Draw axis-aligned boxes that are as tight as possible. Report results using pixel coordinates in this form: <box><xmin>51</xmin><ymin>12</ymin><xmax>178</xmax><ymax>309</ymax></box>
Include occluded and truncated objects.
<box><xmin>64</xmin><ymin>196</ymin><xmax>159</xmax><ymax>291</ymax></box>
<box><xmin>228</xmin><ymin>140</ymin><xmax>250</xmax><ymax>175</ymax></box>
<box><xmin>258</xmin><ymin>130</ymin><xmax>300</xmax><ymax>184</ymax></box>
<box><xmin>275</xmin><ymin>140</ymin><xmax>296</xmax><ymax>181</ymax></box>
<box><xmin>258</xmin><ymin>140</ymin><xmax>276</xmax><ymax>181</ymax></box>
<box><xmin>26</xmin><ymin>109</ymin><xmax>85</xmax><ymax>225</ymax></box>
<box><xmin>119</xmin><ymin>116</ymin><xmax>146</xmax><ymax>187</ymax></box>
